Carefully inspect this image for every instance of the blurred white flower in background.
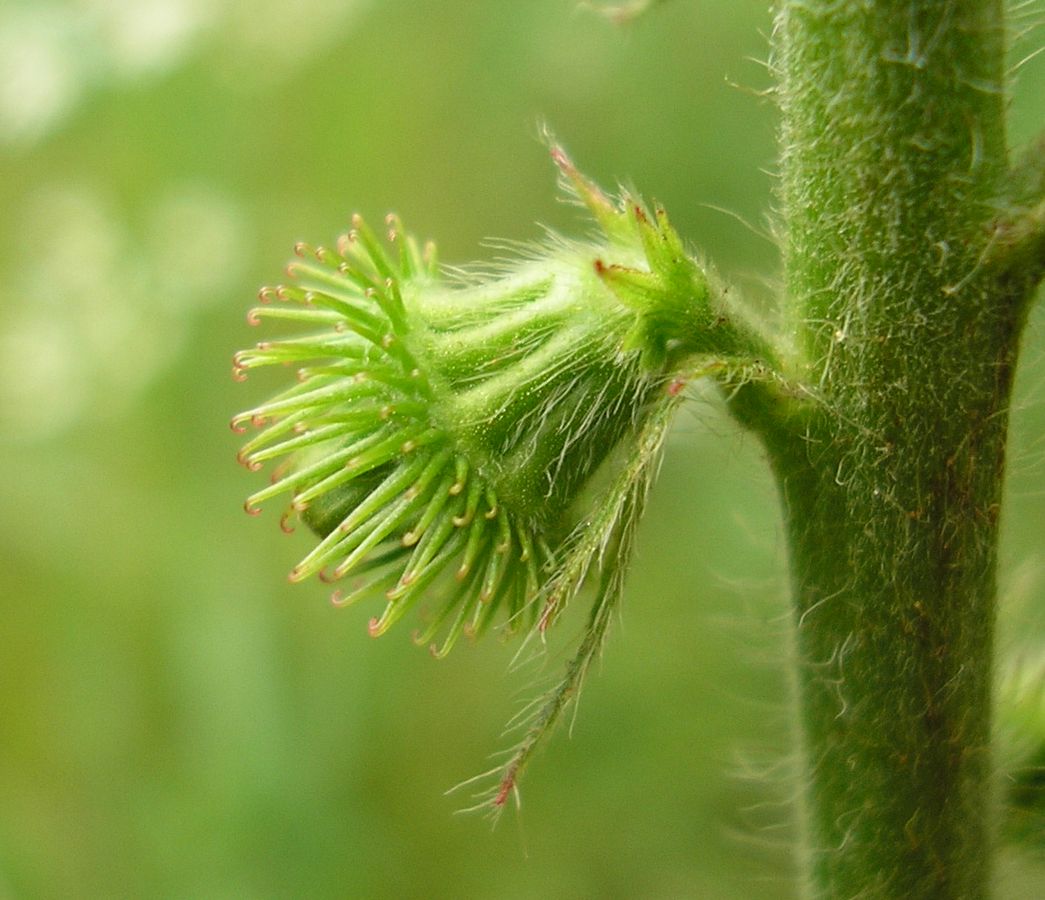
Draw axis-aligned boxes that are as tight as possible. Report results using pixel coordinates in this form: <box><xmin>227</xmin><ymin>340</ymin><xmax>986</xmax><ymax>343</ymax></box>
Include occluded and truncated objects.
<box><xmin>0</xmin><ymin>6</ymin><xmax>82</xmax><ymax>147</ymax></box>
<box><xmin>0</xmin><ymin>183</ymin><xmax>250</xmax><ymax>442</ymax></box>
<box><xmin>0</xmin><ymin>0</ymin><xmax>371</xmax><ymax>148</ymax></box>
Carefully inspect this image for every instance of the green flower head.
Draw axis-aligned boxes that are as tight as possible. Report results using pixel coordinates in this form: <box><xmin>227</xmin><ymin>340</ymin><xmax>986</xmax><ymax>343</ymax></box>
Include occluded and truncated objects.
<box><xmin>233</xmin><ymin>147</ymin><xmax>768</xmax><ymax>804</ymax></box>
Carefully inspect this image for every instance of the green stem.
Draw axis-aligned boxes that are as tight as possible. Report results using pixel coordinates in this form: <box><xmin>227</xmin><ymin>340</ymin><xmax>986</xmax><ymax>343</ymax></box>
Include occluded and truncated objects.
<box><xmin>737</xmin><ymin>1</ymin><xmax>1044</xmax><ymax>896</ymax></box>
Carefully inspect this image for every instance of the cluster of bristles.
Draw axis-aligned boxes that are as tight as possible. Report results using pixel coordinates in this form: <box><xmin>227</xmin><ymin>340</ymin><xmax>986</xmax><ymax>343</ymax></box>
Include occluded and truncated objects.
<box><xmin>232</xmin><ymin>215</ymin><xmax>552</xmax><ymax>655</ymax></box>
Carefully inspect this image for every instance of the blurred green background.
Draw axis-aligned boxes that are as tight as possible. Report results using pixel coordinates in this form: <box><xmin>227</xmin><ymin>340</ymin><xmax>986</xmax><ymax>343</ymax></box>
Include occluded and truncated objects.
<box><xmin>1</xmin><ymin>1</ymin><xmax>1043</xmax><ymax>897</ymax></box>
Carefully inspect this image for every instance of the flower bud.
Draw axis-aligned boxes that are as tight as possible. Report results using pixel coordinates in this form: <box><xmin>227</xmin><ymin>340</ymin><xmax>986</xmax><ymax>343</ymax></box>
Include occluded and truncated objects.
<box><xmin>233</xmin><ymin>151</ymin><xmax>760</xmax><ymax>655</ymax></box>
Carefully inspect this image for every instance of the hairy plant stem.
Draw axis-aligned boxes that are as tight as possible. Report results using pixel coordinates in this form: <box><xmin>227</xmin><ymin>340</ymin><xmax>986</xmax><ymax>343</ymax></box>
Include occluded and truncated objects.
<box><xmin>734</xmin><ymin>1</ymin><xmax>1040</xmax><ymax>896</ymax></box>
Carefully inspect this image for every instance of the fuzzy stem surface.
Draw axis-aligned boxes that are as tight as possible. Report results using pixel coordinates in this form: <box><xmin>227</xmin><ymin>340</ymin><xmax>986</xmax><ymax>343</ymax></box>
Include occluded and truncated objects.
<box><xmin>756</xmin><ymin>1</ymin><xmax>1036</xmax><ymax>896</ymax></box>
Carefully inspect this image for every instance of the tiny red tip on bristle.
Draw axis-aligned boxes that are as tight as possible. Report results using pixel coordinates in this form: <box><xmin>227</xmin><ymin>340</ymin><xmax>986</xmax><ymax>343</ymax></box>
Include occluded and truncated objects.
<box><xmin>247</xmin><ymin>309</ymin><xmax>262</xmax><ymax>326</ymax></box>
<box><xmin>280</xmin><ymin>511</ymin><xmax>296</xmax><ymax>534</ymax></box>
<box><xmin>251</xmin><ymin>415</ymin><xmax>267</xmax><ymax>428</ymax></box>
<box><xmin>367</xmin><ymin>617</ymin><xmax>383</xmax><ymax>637</ymax></box>
<box><xmin>594</xmin><ymin>258</ymin><xmax>607</xmax><ymax>275</ymax></box>
<box><xmin>288</xmin><ymin>567</ymin><xmax>304</xmax><ymax>582</ymax></box>
<box><xmin>538</xmin><ymin>597</ymin><xmax>558</xmax><ymax>632</ymax></box>
<box><xmin>331</xmin><ymin>590</ymin><xmax>350</xmax><ymax>608</ymax></box>
<box><xmin>294</xmin><ymin>242</ymin><xmax>308</xmax><ymax>256</ymax></box>
<box><xmin>244</xmin><ymin>501</ymin><xmax>262</xmax><ymax>516</ymax></box>
<box><xmin>493</xmin><ymin>778</ymin><xmax>513</xmax><ymax>808</ymax></box>
<box><xmin>292</xmin><ymin>499</ymin><xmax>308</xmax><ymax>512</ymax></box>
<box><xmin>232</xmin><ymin>367</ymin><xmax>247</xmax><ymax>382</ymax></box>
<box><xmin>230</xmin><ymin>418</ymin><xmax>248</xmax><ymax>434</ymax></box>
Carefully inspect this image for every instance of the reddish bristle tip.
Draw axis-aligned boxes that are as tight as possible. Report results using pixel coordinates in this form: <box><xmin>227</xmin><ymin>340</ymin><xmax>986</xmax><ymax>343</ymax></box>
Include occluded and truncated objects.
<box><xmin>493</xmin><ymin>779</ymin><xmax>513</xmax><ymax>808</ymax></box>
